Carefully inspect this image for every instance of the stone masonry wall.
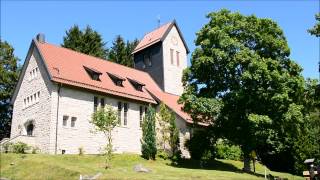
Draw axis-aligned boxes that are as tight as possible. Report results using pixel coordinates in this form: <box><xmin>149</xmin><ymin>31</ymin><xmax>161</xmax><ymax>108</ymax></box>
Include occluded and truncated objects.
<box><xmin>10</xmin><ymin>47</ymin><xmax>53</xmax><ymax>153</ymax></box>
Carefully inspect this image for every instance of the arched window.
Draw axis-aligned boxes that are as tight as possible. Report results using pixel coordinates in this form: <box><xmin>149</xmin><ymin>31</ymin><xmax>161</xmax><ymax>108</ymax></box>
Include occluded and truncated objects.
<box><xmin>25</xmin><ymin>121</ymin><xmax>34</xmax><ymax>136</ymax></box>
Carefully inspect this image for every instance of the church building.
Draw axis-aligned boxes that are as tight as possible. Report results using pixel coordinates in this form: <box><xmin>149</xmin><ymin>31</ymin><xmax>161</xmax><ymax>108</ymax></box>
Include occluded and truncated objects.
<box><xmin>8</xmin><ymin>21</ymin><xmax>197</xmax><ymax>157</ymax></box>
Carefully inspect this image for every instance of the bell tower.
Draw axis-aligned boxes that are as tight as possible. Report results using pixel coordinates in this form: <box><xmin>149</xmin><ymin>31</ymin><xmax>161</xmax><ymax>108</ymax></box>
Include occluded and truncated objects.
<box><xmin>133</xmin><ymin>20</ymin><xmax>189</xmax><ymax>96</ymax></box>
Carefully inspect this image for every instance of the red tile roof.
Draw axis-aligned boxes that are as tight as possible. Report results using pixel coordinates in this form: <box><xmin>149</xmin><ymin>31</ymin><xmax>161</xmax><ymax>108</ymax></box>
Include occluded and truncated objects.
<box><xmin>133</xmin><ymin>20</ymin><xmax>190</xmax><ymax>54</ymax></box>
<box><xmin>133</xmin><ymin>22</ymin><xmax>172</xmax><ymax>53</ymax></box>
<box><xmin>34</xmin><ymin>40</ymin><xmax>192</xmax><ymax>122</ymax></box>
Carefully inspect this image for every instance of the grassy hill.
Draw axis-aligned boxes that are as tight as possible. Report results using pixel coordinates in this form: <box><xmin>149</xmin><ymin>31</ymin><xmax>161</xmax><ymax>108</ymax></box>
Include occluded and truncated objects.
<box><xmin>0</xmin><ymin>153</ymin><xmax>303</xmax><ymax>180</ymax></box>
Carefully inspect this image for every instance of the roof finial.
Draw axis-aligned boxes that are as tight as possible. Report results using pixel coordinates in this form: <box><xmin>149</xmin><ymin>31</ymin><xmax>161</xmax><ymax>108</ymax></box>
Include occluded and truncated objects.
<box><xmin>157</xmin><ymin>15</ymin><xmax>161</xmax><ymax>28</ymax></box>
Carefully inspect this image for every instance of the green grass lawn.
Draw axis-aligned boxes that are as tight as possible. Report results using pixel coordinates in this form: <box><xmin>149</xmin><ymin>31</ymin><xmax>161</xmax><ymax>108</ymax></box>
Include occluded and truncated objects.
<box><xmin>0</xmin><ymin>153</ymin><xmax>303</xmax><ymax>180</ymax></box>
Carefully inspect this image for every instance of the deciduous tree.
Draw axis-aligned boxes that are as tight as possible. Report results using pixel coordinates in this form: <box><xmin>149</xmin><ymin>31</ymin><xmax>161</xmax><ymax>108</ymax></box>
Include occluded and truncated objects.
<box><xmin>0</xmin><ymin>40</ymin><xmax>19</xmax><ymax>140</ymax></box>
<box><xmin>308</xmin><ymin>13</ymin><xmax>320</xmax><ymax>37</ymax></box>
<box><xmin>180</xmin><ymin>9</ymin><xmax>306</xmax><ymax>172</ymax></box>
<box><xmin>91</xmin><ymin>105</ymin><xmax>118</xmax><ymax>168</ymax></box>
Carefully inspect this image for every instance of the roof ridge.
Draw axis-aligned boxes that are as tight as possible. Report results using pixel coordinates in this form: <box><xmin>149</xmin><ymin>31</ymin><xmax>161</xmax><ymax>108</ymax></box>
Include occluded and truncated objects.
<box><xmin>142</xmin><ymin>21</ymin><xmax>173</xmax><ymax>37</ymax></box>
<box><xmin>42</xmin><ymin>42</ymin><xmax>153</xmax><ymax>76</ymax></box>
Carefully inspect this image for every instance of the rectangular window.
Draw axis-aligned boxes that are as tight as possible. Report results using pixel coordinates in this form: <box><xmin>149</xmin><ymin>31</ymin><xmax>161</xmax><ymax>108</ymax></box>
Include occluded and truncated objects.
<box><xmin>100</xmin><ymin>98</ymin><xmax>105</xmax><ymax>108</ymax></box>
<box><xmin>37</xmin><ymin>91</ymin><xmax>40</xmax><ymax>99</ymax></box>
<box><xmin>34</xmin><ymin>93</ymin><xmax>37</xmax><ymax>102</ymax></box>
<box><xmin>124</xmin><ymin>103</ymin><xmax>128</xmax><ymax>126</ymax></box>
<box><xmin>63</xmin><ymin>115</ymin><xmax>68</xmax><ymax>126</ymax></box>
<box><xmin>118</xmin><ymin>102</ymin><xmax>122</xmax><ymax>124</ymax></box>
<box><xmin>30</xmin><ymin>95</ymin><xmax>33</xmax><ymax>104</ymax></box>
<box><xmin>176</xmin><ymin>51</ymin><xmax>180</xmax><ymax>67</ymax></box>
<box><xmin>139</xmin><ymin>106</ymin><xmax>143</xmax><ymax>127</ymax></box>
<box><xmin>94</xmin><ymin>96</ymin><xmax>98</xmax><ymax>112</ymax></box>
<box><xmin>27</xmin><ymin>97</ymin><xmax>30</xmax><ymax>106</ymax></box>
<box><xmin>71</xmin><ymin>117</ymin><xmax>77</xmax><ymax>127</ymax></box>
<box><xmin>24</xmin><ymin>99</ymin><xmax>26</xmax><ymax>108</ymax></box>
<box><xmin>35</xmin><ymin>68</ymin><xmax>38</xmax><ymax>77</ymax></box>
<box><xmin>170</xmin><ymin>49</ymin><xmax>174</xmax><ymax>65</ymax></box>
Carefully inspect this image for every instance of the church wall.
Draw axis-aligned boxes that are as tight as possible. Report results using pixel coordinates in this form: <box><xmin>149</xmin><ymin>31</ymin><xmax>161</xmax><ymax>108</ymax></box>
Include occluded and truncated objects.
<box><xmin>10</xmin><ymin>47</ymin><xmax>54</xmax><ymax>153</ymax></box>
<box><xmin>133</xmin><ymin>42</ymin><xmax>164</xmax><ymax>90</ymax></box>
<box><xmin>54</xmin><ymin>86</ymin><xmax>148</xmax><ymax>154</ymax></box>
<box><xmin>162</xmin><ymin>26</ymin><xmax>188</xmax><ymax>96</ymax></box>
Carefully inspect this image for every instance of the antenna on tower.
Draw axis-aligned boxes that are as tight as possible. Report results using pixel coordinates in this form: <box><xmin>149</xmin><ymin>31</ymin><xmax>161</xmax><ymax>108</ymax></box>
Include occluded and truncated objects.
<box><xmin>157</xmin><ymin>15</ymin><xmax>161</xmax><ymax>28</ymax></box>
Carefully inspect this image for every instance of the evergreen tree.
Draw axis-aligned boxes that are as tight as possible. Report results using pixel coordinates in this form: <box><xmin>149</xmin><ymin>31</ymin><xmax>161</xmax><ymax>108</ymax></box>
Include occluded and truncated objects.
<box><xmin>168</xmin><ymin>112</ymin><xmax>180</xmax><ymax>158</ymax></box>
<box><xmin>157</xmin><ymin>103</ymin><xmax>171</xmax><ymax>150</ymax></box>
<box><xmin>108</xmin><ymin>35</ymin><xmax>139</xmax><ymax>67</ymax></box>
<box><xmin>0</xmin><ymin>40</ymin><xmax>19</xmax><ymax>140</ymax></box>
<box><xmin>141</xmin><ymin>105</ymin><xmax>157</xmax><ymax>160</ymax></box>
<box><xmin>62</xmin><ymin>25</ymin><xmax>108</xmax><ymax>59</ymax></box>
<box><xmin>108</xmin><ymin>35</ymin><xmax>126</xmax><ymax>65</ymax></box>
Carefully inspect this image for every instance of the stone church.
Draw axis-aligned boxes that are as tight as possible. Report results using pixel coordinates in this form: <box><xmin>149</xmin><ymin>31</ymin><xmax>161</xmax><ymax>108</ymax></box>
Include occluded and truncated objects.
<box><xmin>7</xmin><ymin>21</ymin><xmax>198</xmax><ymax>157</ymax></box>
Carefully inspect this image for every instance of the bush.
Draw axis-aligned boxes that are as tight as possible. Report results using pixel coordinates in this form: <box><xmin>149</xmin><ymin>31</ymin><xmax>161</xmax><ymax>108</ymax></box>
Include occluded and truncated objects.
<box><xmin>215</xmin><ymin>139</ymin><xmax>242</xmax><ymax>161</ymax></box>
<box><xmin>32</xmin><ymin>146</ymin><xmax>39</xmax><ymax>154</ymax></box>
<box><xmin>78</xmin><ymin>147</ymin><xmax>84</xmax><ymax>155</ymax></box>
<box><xmin>185</xmin><ymin>130</ymin><xmax>215</xmax><ymax>160</ymax></box>
<box><xmin>157</xmin><ymin>149</ymin><xmax>170</xmax><ymax>160</ymax></box>
<box><xmin>2</xmin><ymin>142</ymin><xmax>13</xmax><ymax>153</ymax></box>
<box><xmin>12</xmin><ymin>142</ymin><xmax>30</xmax><ymax>154</ymax></box>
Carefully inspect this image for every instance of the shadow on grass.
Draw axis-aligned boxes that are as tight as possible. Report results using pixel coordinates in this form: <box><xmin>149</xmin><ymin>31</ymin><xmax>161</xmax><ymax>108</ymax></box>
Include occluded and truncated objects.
<box><xmin>168</xmin><ymin>159</ymin><xmax>265</xmax><ymax>178</ymax></box>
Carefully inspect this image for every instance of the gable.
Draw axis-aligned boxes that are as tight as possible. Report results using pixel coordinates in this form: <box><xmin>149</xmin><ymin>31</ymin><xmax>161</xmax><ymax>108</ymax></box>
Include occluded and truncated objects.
<box><xmin>133</xmin><ymin>20</ymin><xmax>189</xmax><ymax>54</ymax></box>
<box><xmin>11</xmin><ymin>40</ymin><xmax>52</xmax><ymax>104</ymax></box>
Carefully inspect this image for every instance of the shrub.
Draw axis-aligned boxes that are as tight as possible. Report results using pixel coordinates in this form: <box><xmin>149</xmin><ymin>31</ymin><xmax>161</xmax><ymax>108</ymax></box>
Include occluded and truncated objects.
<box><xmin>12</xmin><ymin>142</ymin><xmax>30</xmax><ymax>154</ymax></box>
<box><xmin>2</xmin><ymin>142</ymin><xmax>13</xmax><ymax>153</ymax></box>
<box><xmin>31</xmin><ymin>146</ymin><xmax>39</xmax><ymax>154</ymax></box>
<box><xmin>185</xmin><ymin>130</ymin><xmax>216</xmax><ymax>160</ymax></box>
<box><xmin>215</xmin><ymin>139</ymin><xmax>242</xmax><ymax>161</ymax></box>
<box><xmin>157</xmin><ymin>149</ymin><xmax>169</xmax><ymax>160</ymax></box>
<box><xmin>78</xmin><ymin>147</ymin><xmax>84</xmax><ymax>156</ymax></box>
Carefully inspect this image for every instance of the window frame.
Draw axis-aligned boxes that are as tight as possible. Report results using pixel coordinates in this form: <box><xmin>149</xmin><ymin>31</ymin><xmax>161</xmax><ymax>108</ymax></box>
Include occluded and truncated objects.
<box><xmin>100</xmin><ymin>98</ymin><xmax>105</xmax><ymax>109</ymax></box>
<box><xmin>139</xmin><ymin>106</ymin><xmax>143</xmax><ymax>127</ymax></box>
<box><xmin>118</xmin><ymin>102</ymin><xmax>122</xmax><ymax>125</ymax></box>
<box><xmin>63</xmin><ymin>115</ymin><xmax>69</xmax><ymax>126</ymax></box>
<box><xmin>123</xmin><ymin>103</ymin><xmax>128</xmax><ymax>126</ymax></box>
<box><xmin>170</xmin><ymin>49</ymin><xmax>174</xmax><ymax>65</ymax></box>
<box><xmin>71</xmin><ymin>117</ymin><xmax>77</xmax><ymax>127</ymax></box>
<box><xmin>176</xmin><ymin>51</ymin><xmax>180</xmax><ymax>67</ymax></box>
<box><xmin>94</xmin><ymin>96</ymin><xmax>98</xmax><ymax>112</ymax></box>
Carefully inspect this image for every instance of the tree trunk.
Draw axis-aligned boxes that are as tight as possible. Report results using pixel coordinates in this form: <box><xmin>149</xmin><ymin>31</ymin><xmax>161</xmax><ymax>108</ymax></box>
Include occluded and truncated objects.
<box><xmin>243</xmin><ymin>152</ymin><xmax>252</xmax><ymax>172</ymax></box>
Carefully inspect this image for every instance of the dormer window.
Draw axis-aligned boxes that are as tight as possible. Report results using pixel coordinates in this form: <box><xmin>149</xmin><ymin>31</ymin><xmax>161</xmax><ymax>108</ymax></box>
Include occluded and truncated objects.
<box><xmin>128</xmin><ymin>78</ymin><xmax>145</xmax><ymax>91</ymax></box>
<box><xmin>107</xmin><ymin>72</ymin><xmax>125</xmax><ymax>87</ymax></box>
<box><xmin>83</xmin><ymin>66</ymin><xmax>102</xmax><ymax>81</ymax></box>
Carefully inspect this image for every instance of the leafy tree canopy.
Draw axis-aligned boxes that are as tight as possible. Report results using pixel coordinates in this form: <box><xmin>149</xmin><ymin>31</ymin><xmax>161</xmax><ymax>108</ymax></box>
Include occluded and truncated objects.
<box><xmin>180</xmin><ymin>9</ymin><xmax>306</xmax><ymax>172</ymax></box>
<box><xmin>62</xmin><ymin>25</ymin><xmax>108</xmax><ymax>59</ymax></box>
<box><xmin>108</xmin><ymin>35</ymin><xmax>139</xmax><ymax>67</ymax></box>
<box><xmin>308</xmin><ymin>13</ymin><xmax>320</xmax><ymax>37</ymax></box>
<box><xmin>0</xmin><ymin>40</ymin><xmax>19</xmax><ymax>140</ymax></box>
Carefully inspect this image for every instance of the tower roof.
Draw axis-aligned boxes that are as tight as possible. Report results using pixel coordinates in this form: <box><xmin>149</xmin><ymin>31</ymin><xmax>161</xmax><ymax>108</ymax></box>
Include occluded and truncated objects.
<box><xmin>133</xmin><ymin>20</ymin><xmax>189</xmax><ymax>54</ymax></box>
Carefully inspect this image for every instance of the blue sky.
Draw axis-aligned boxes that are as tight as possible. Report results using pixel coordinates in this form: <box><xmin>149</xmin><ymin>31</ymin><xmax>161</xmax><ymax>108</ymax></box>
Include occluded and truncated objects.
<box><xmin>1</xmin><ymin>0</ymin><xmax>319</xmax><ymax>79</ymax></box>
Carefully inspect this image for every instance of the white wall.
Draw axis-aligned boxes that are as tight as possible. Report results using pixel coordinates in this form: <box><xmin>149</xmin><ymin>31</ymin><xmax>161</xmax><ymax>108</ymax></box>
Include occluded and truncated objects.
<box><xmin>10</xmin><ymin>47</ymin><xmax>53</xmax><ymax>153</ymax></box>
<box><xmin>162</xmin><ymin>26</ymin><xmax>188</xmax><ymax>96</ymax></box>
<box><xmin>55</xmin><ymin>87</ymin><xmax>147</xmax><ymax>154</ymax></box>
